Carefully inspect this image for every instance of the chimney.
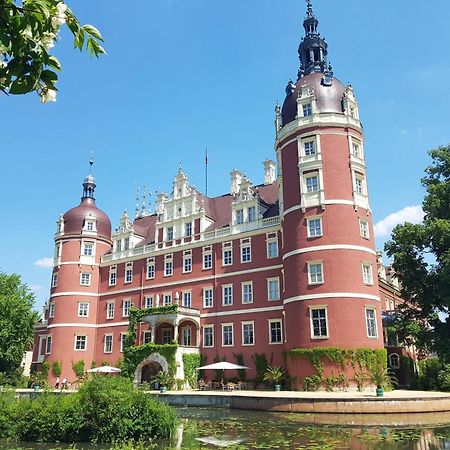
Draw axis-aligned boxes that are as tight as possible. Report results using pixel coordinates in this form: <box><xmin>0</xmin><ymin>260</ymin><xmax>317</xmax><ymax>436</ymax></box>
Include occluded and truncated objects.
<box><xmin>263</xmin><ymin>160</ymin><xmax>276</xmax><ymax>185</ymax></box>
<box><xmin>230</xmin><ymin>169</ymin><xmax>242</xmax><ymax>195</ymax></box>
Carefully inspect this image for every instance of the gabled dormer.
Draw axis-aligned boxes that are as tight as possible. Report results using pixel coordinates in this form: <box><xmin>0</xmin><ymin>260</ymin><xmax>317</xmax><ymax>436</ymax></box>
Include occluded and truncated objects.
<box><xmin>296</xmin><ymin>82</ymin><xmax>317</xmax><ymax>119</ymax></box>
<box><xmin>232</xmin><ymin>175</ymin><xmax>268</xmax><ymax>226</ymax></box>
<box><xmin>112</xmin><ymin>210</ymin><xmax>143</xmax><ymax>253</ymax></box>
<box><xmin>343</xmin><ymin>84</ymin><xmax>360</xmax><ymax>120</ymax></box>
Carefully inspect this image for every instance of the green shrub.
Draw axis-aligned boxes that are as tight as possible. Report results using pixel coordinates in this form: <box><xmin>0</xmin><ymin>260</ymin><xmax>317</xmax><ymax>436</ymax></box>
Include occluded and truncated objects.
<box><xmin>72</xmin><ymin>360</ymin><xmax>85</xmax><ymax>380</ymax></box>
<box><xmin>437</xmin><ymin>364</ymin><xmax>450</xmax><ymax>391</ymax></box>
<box><xmin>52</xmin><ymin>360</ymin><xmax>62</xmax><ymax>377</ymax></box>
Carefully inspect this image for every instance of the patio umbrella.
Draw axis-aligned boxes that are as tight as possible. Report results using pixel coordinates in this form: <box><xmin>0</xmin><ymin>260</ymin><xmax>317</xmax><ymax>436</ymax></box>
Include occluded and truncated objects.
<box><xmin>196</xmin><ymin>361</ymin><xmax>249</xmax><ymax>370</ymax></box>
<box><xmin>86</xmin><ymin>365</ymin><xmax>121</xmax><ymax>373</ymax></box>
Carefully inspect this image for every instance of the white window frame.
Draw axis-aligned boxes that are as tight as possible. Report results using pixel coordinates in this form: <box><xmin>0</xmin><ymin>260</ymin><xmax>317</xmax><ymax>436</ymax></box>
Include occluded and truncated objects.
<box><xmin>203</xmin><ymin>246</ymin><xmax>213</xmax><ymax>270</ymax></box>
<box><xmin>310</xmin><ymin>306</ymin><xmax>329</xmax><ymax>339</ymax></box>
<box><xmin>242</xmin><ymin>321</ymin><xmax>255</xmax><ymax>346</ymax></box>
<box><xmin>182</xmin><ymin>291</ymin><xmax>192</xmax><ymax>308</ymax></box>
<box><xmin>143</xmin><ymin>330</ymin><xmax>152</xmax><ymax>344</ymax></box>
<box><xmin>266</xmin><ymin>233</ymin><xmax>278</xmax><ymax>258</ymax></box>
<box><xmin>74</xmin><ymin>335</ymin><xmax>87</xmax><ymax>351</ymax></box>
<box><xmin>183</xmin><ymin>250</ymin><xmax>192</xmax><ymax>273</ymax></box>
<box><xmin>166</xmin><ymin>226</ymin><xmax>174</xmax><ymax>241</ymax></box>
<box><xmin>45</xmin><ymin>335</ymin><xmax>52</xmax><ymax>354</ymax></box>
<box><xmin>267</xmin><ymin>277</ymin><xmax>280</xmax><ymax>301</ymax></box>
<box><xmin>362</xmin><ymin>262</ymin><xmax>374</xmax><ymax>285</ymax></box>
<box><xmin>241</xmin><ymin>281</ymin><xmax>253</xmax><ymax>304</ymax></box>
<box><xmin>104</xmin><ymin>334</ymin><xmax>113</xmax><ymax>353</ymax></box>
<box><xmin>221</xmin><ymin>323</ymin><xmax>234</xmax><ymax>347</ymax></box>
<box><xmin>144</xmin><ymin>296</ymin><xmax>153</xmax><ymax>308</ymax></box>
<box><xmin>185</xmin><ymin>222</ymin><xmax>192</xmax><ymax>237</ymax></box>
<box><xmin>203</xmin><ymin>287</ymin><xmax>213</xmax><ymax>308</ymax></box>
<box><xmin>222</xmin><ymin>284</ymin><xmax>233</xmax><ymax>306</ymax></box>
<box><xmin>359</xmin><ymin>218</ymin><xmax>370</xmax><ymax>239</ymax></box>
<box><xmin>236</xmin><ymin>209</ymin><xmax>244</xmax><ymax>225</ymax></box>
<box><xmin>78</xmin><ymin>302</ymin><xmax>89</xmax><ymax>317</ymax></box>
<box><xmin>248</xmin><ymin>206</ymin><xmax>256</xmax><ymax>222</ymax></box>
<box><xmin>106</xmin><ymin>301</ymin><xmax>115</xmax><ymax>319</ymax></box>
<box><xmin>203</xmin><ymin>325</ymin><xmax>214</xmax><ymax>348</ymax></box>
<box><xmin>181</xmin><ymin>326</ymin><xmax>192</xmax><ymax>346</ymax></box>
<box><xmin>365</xmin><ymin>308</ymin><xmax>378</xmax><ymax>338</ymax></box>
<box><xmin>303</xmin><ymin>139</ymin><xmax>315</xmax><ymax>156</ymax></box>
<box><xmin>51</xmin><ymin>272</ymin><xmax>58</xmax><ymax>288</ymax></box>
<box><xmin>164</xmin><ymin>254</ymin><xmax>173</xmax><ymax>277</ymax></box>
<box><xmin>354</xmin><ymin>173</ymin><xmax>366</xmax><ymax>195</ymax></box>
<box><xmin>307</xmin><ymin>216</ymin><xmax>323</xmax><ymax>238</ymax></box>
<box><xmin>268</xmin><ymin>319</ymin><xmax>283</xmax><ymax>344</ymax></box>
<box><xmin>124</xmin><ymin>262</ymin><xmax>133</xmax><ymax>284</ymax></box>
<box><xmin>163</xmin><ymin>293</ymin><xmax>172</xmax><ymax>306</ymax></box>
<box><xmin>307</xmin><ymin>261</ymin><xmax>324</xmax><ymax>285</ymax></box>
<box><xmin>302</xmin><ymin>103</ymin><xmax>313</xmax><ymax>118</ymax></box>
<box><xmin>222</xmin><ymin>242</ymin><xmax>233</xmax><ymax>266</ymax></box>
<box><xmin>120</xmin><ymin>332</ymin><xmax>127</xmax><ymax>352</ymax></box>
<box><xmin>146</xmin><ymin>258</ymin><xmax>155</xmax><ymax>279</ymax></box>
<box><xmin>48</xmin><ymin>302</ymin><xmax>55</xmax><ymax>318</ymax></box>
<box><xmin>80</xmin><ymin>272</ymin><xmax>91</xmax><ymax>286</ymax></box>
<box><xmin>240</xmin><ymin>238</ymin><xmax>252</xmax><ymax>263</ymax></box>
<box><xmin>109</xmin><ymin>265</ymin><xmax>117</xmax><ymax>286</ymax></box>
<box><xmin>305</xmin><ymin>173</ymin><xmax>319</xmax><ymax>193</ymax></box>
<box><xmin>82</xmin><ymin>241</ymin><xmax>94</xmax><ymax>256</ymax></box>
<box><xmin>123</xmin><ymin>299</ymin><xmax>132</xmax><ymax>317</ymax></box>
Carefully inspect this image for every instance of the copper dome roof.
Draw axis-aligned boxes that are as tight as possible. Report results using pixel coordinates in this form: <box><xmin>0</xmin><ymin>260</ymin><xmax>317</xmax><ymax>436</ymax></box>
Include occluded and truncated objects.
<box><xmin>63</xmin><ymin>197</ymin><xmax>111</xmax><ymax>240</ymax></box>
<box><xmin>281</xmin><ymin>72</ymin><xmax>346</xmax><ymax>127</ymax></box>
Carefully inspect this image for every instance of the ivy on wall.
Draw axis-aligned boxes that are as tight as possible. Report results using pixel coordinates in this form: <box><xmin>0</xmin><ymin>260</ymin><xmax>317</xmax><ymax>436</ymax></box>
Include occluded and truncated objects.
<box><xmin>182</xmin><ymin>353</ymin><xmax>201</xmax><ymax>388</ymax></box>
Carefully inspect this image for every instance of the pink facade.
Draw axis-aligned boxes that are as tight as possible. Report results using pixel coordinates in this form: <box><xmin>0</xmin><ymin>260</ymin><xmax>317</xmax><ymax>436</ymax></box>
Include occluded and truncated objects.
<box><xmin>33</xmin><ymin>3</ymin><xmax>388</xmax><ymax>387</ymax></box>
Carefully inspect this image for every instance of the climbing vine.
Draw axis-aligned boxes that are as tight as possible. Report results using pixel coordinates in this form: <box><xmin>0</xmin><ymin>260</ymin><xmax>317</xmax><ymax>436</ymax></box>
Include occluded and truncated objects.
<box><xmin>233</xmin><ymin>353</ymin><xmax>246</xmax><ymax>381</ymax></box>
<box><xmin>182</xmin><ymin>353</ymin><xmax>201</xmax><ymax>388</ymax></box>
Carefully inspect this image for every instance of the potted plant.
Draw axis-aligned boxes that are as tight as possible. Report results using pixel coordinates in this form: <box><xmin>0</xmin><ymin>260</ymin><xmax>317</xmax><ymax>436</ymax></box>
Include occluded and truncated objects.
<box><xmin>263</xmin><ymin>365</ymin><xmax>284</xmax><ymax>391</ymax></box>
<box><xmin>368</xmin><ymin>364</ymin><xmax>397</xmax><ymax>397</ymax></box>
<box><xmin>151</xmin><ymin>370</ymin><xmax>173</xmax><ymax>393</ymax></box>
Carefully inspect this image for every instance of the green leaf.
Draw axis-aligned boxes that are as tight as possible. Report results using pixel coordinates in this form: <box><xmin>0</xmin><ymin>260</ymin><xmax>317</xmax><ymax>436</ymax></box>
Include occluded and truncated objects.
<box><xmin>40</xmin><ymin>69</ymin><xmax>57</xmax><ymax>83</ymax></box>
<box><xmin>74</xmin><ymin>29</ymin><xmax>85</xmax><ymax>51</ymax></box>
<box><xmin>7</xmin><ymin>58</ymin><xmax>25</xmax><ymax>77</ymax></box>
<box><xmin>9</xmin><ymin>75</ymin><xmax>35</xmax><ymax>94</ymax></box>
<box><xmin>82</xmin><ymin>24</ymin><xmax>104</xmax><ymax>41</ymax></box>
<box><xmin>47</xmin><ymin>55</ymin><xmax>61</xmax><ymax>71</ymax></box>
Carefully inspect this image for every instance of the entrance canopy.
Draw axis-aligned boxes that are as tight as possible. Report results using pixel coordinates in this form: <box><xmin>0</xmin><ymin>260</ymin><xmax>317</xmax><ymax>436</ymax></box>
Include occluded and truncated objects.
<box><xmin>196</xmin><ymin>362</ymin><xmax>249</xmax><ymax>371</ymax></box>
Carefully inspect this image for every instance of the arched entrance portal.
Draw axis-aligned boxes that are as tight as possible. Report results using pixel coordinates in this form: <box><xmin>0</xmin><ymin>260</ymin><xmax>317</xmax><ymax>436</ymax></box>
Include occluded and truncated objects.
<box><xmin>141</xmin><ymin>361</ymin><xmax>162</xmax><ymax>384</ymax></box>
<box><xmin>134</xmin><ymin>353</ymin><xmax>169</xmax><ymax>385</ymax></box>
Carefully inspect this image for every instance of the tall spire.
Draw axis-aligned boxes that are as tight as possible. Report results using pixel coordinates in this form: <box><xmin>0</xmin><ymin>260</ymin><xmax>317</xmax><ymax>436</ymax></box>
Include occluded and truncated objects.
<box><xmin>82</xmin><ymin>157</ymin><xmax>96</xmax><ymax>199</ymax></box>
<box><xmin>297</xmin><ymin>0</ymin><xmax>332</xmax><ymax>84</ymax></box>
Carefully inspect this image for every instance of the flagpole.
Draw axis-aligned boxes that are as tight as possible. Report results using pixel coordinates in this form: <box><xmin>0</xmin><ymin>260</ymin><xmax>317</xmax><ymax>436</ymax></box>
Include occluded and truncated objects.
<box><xmin>205</xmin><ymin>147</ymin><xmax>208</xmax><ymax>196</ymax></box>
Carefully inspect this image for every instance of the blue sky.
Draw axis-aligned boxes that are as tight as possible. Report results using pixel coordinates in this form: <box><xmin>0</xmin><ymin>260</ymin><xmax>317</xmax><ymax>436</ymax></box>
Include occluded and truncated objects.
<box><xmin>1</xmin><ymin>0</ymin><xmax>449</xmax><ymax>311</ymax></box>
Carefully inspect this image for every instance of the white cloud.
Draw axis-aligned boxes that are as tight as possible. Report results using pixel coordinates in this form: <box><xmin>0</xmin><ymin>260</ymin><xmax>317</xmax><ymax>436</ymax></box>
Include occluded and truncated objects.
<box><xmin>30</xmin><ymin>285</ymin><xmax>44</xmax><ymax>293</ymax></box>
<box><xmin>33</xmin><ymin>257</ymin><xmax>53</xmax><ymax>269</ymax></box>
<box><xmin>374</xmin><ymin>205</ymin><xmax>424</xmax><ymax>238</ymax></box>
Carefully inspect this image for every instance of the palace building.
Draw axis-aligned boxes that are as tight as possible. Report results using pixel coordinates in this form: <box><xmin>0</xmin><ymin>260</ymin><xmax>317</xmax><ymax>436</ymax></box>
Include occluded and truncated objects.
<box><xmin>33</xmin><ymin>2</ymin><xmax>404</xmax><ymax>387</ymax></box>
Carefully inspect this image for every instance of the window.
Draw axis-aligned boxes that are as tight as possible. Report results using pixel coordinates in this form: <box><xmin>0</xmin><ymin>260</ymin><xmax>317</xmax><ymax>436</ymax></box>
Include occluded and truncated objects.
<box><xmin>51</xmin><ymin>273</ymin><xmax>58</xmax><ymax>288</ymax></box>
<box><xmin>222</xmin><ymin>323</ymin><xmax>234</xmax><ymax>347</ymax></box>
<box><xmin>106</xmin><ymin>301</ymin><xmax>115</xmax><ymax>319</ymax></box>
<box><xmin>80</xmin><ymin>272</ymin><xmax>91</xmax><ymax>286</ymax></box>
<box><xmin>269</xmin><ymin>320</ymin><xmax>283</xmax><ymax>344</ymax></box>
<box><xmin>303</xmin><ymin>103</ymin><xmax>312</xmax><ymax>117</ymax></box>
<box><xmin>183</xmin><ymin>291</ymin><xmax>192</xmax><ymax>308</ymax></box>
<box><xmin>164</xmin><ymin>254</ymin><xmax>173</xmax><ymax>276</ymax></box>
<box><xmin>203</xmin><ymin>325</ymin><xmax>214</xmax><ymax>347</ymax></box>
<box><xmin>305</xmin><ymin>174</ymin><xmax>319</xmax><ymax>193</ymax></box>
<box><xmin>240</xmin><ymin>239</ymin><xmax>251</xmax><ymax>263</ymax></box>
<box><xmin>146</xmin><ymin>258</ymin><xmax>155</xmax><ymax>279</ymax></box>
<box><xmin>185</xmin><ymin>222</ymin><xmax>192</xmax><ymax>237</ymax></box>
<box><xmin>242</xmin><ymin>282</ymin><xmax>253</xmax><ymax>304</ymax></box>
<box><xmin>104</xmin><ymin>334</ymin><xmax>113</xmax><ymax>353</ymax></box>
<box><xmin>86</xmin><ymin>221</ymin><xmax>94</xmax><ymax>231</ymax></box>
<box><xmin>308</xmin><ymin>262</ymin><xmax>324</xmax><ymax>284</ymax></box>
<box><xmin>359</xmin><ymin>219</ymin><xmax>369</xmax><ymax>239</ymax></box>
<box><xmin>307</xmin><ymin>217</ymin><xmax>322</xmax><ymax>237</ymax></box>
<box><xmin>389</xmin><ymin>353</ymin><xmax>400</xmax><ymax>369</ymax></box>
<box><xmin>236</xmin><ymin>209</ymin><xmax>244</xmax><ymax>224</ymax></box>
<box><xmin>222</xmin><ymin>284</ymin><xmax>233</xmax><ymax>306</ymax></box>
<box><xmin>310</xmin><ymin>307</ymin><xmax>328</xmax><ymax>338</ymax></box>
<box><xmin>203</xmin><ymin>288</ymin><xmax>213</xmax><ymax>308</ymax></box>
<box><xmin>304</xmin><ymin>141</ymin><xmax>315</xmax><ymax>155</ymax></box>
<box><xmin>74</xmin><ymin>335</ymin><xmax>87</xmax><ymax>351</ymax></box>
<box><xmin>162</xmin><ymin>329</ymin><xmax>173</xmax><ymax>344</ymax></box>
<box><xmin>166</xmin><ymin>226</ymin><xmax>174</xmax><ymax>241</ymax></box>
<box><xmin>49</xmin><ymin>302</ymin><xmax>55</xmax><ymax>318</ymax></box>
<box><xmin>125</xmin><ymin>262</ymin><xmax>133</xmax><ymax>283</ymax></box>
<box><xmin>55</xmin><ymin>243</ymin><xmax>61</xmax><ymax>258</ymax></box>
<box><xmin>83</xmin><ymin>242</ymin><xmax>94</xmax><ymax>256</ymax></box>
<box><xmin>182</xmin><ymin>327</ymin><xmax>192</xmax><ymax>346</ymax></box>
<box><xmin>362</xmin><ymin>263</ymin><xmax>373</xmax><ymax>285</ymax></box>
<box><xmin>45</xmin><ymin>335</ymin><xmax>52</xmax><ymax>354</ymax></box>
<box><xmin>267</xmin><ymin>233</ymin><xmax>278</xmax><ymax>258</ymax></box>
<box><xmin>163</xmin><ymin>293</ymin><xmax>172</xmax><ymax>306</ymax></box>
<box><xmin>267</xmin><ymin>278</ymin><xmax>280</xmax><ymax>301</ymax></box>
<box><xmin>365</xmin><ymin>308</ymin><xmax>378</xmax><ymax>338</ymax></box>
<box><xmin>352</xmin><ymin>142</ymin><xmax>361</xmax><ymax>158</ymax></box>
<box><xmin>109</xmin><ymin>265</ymin><xmax>117</xmax><ymax>286</ymax></box>
<box><xmin>355</xmin><ymin>174</ymin><xmax>365</xmax><ymax>194</ymax></box>
<box><xmin>124</xmin><ymin>237</ymin><xmax>130</xmax><ymax>251</ymax></box>
<box><xmin>120</xmin><ymin>333</ymin><xmax>127</xmax><ymax>352</ymax></box>
<box><xmin>143</xmin><ymin>330</ymin><xmax>152</xmax><ymax>344</ymax></box>
<box><xmin>116</xmin><ymin>240</ymin><xmax>122</xmax><ymax>253</ymax></box>
<box><xmin>203</xmin><ymin>246</ymin><xmax>212</xmax><ymax>270</ymax></box>
<box><xmin>78</xmin><ymin>302</ymin><xmax>89</xmax><ymax>317</ymax></box>
<box><xmin>183</xmin><ymin>251</ymin><xmax>192</xmax><ymax>273</ymax></box>
<box><xmin>248</xmin><ymin>206</ymin><xmax>256</xmax><ymax>222</ymax></box>
<box><xmin>222</xmin><ymin>242</ymin><xmax>233</xmax><ymax>266</ymax></box>
<box><xmin>144</xmin><ymin>296</ymin><xmax>153</xmax><ymax>308</ymax></box>
<box><xmin>242</xmin><ymin>321</ymin><xmax>255</xmax><ymax>345</ymax></box>
<box><xmin>123</xmin><ymin>299</ymin><xmax>131</xmax><ymax>317</ymax></box>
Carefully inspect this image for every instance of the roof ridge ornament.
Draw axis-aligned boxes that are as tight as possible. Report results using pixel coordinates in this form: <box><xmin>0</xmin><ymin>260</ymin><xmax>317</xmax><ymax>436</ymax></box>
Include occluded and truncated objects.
<box><xmin>306</xmin><ymin>0</ymin><xmax>314</xmax><ymax>19</ymax></box>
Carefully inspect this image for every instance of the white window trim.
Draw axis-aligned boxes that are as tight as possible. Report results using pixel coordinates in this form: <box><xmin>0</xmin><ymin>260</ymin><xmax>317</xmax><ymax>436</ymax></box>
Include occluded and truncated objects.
<box><xmin>146</xmin><ymin>258</ymin><xmax>155</xmax><ymax>280</ymax></box>
<box><xmin>163</xmin><ymin>293</ymin><xmax>172</xmax><ymax>306</ymax></box>
<box><xmin>103</xmin><ymin>333</ymin><xmax>113</xmax><ymax>353</ymax></box>
<box><xmin>74</xmin><ymin>335</ymin><xmax>87</xmax><ymax>351</ymax></box>
<box><xmin>222</xmin><ymin>244</ymin><xmax>233</xmax><ymax>266</ymax></box>
<box><xmin>266</xmin><ymin>237</ymin><xmax>279</xmax><ymax>259</ymax></box>
<box><xmin>365</xmin><ymin>307</ymin><xmax>378</xmax><ymax>338</ymax></box>
<box><xmin>203</xmin><ymin>287</ymin><xmax>214</xmax><ymax>308</ymax></box>
<box><xmin>142</xmin><ymin>330</ymin><xmax>152</xmax><ymax>344</ymax></box>
<box><xmin>267</xmin><ymin>277</ymin><xmax>280</xmax><ymax>301</ymax></box>
<box><xmin>359</xmin><ymin>218</ymin><xmax>370</xmax><ymax>239</ymax></box>
<box><xmin>106</xmin><ymin>301</ymin><xmax>115</xmax><ymax>320</ymax></box>
<box><xmin>120</xmin><ymin>332</ymin><xmax>127</xmax><ymax>353</ymax></box>
<box><xmin>307</xmin><ymin>216</ymin><xmax>323</xmax><ymax>238</ymax></box>
<box><xmin>183</xmin><ymin>252</ymin><xmax>192</xmax><ymax>274</ymax></box>
<box><xmin>203</xmin><ymin>324</ymin><xmax>214</xmax><ymax>348</ymax></box>
<box><xmin>109</xmin><ymin>265</ymin><xmax>117</xmax><ymax>286</ymax></box>
<box><xmin>124</xmin><ymin>262</ymin><xmax>133</xmax><ymax>284</ymax></box>
<box><xmin>80</xmin><ymin>272</ymin><xmax>91</xmax><ymax>286</ymax></box>
<box><xmin>240</xmin><ymin>240</ymin><xmax>252</xmax><ymax>263</ymax></box>
<box><xmin>241</xmin><ymin>281</ymin><xmax>253</xmax><ymax>304</ymax></box>
<box><xmin>144</xmin><ymin>295</ymin><xmax>154</xmax><ymax>308</ymax></box>
<box><xmin>307</xmin><ymin>260</ymin><xmax>324</xmax><ymax>285</ymax></box>
<box><xmin>48</xmin><ymin>302</ymin><xmax>55</xmax><ymax>318</ymax></box>
<box><xmin>82</xmin><ymin>241</ymin><xmax>95</xmax><ymax>257</ymax></box>
<box><xmin>123</xmin><ymin>299</ymin><xmax>132</xmax><ymax>317</ymax></box>
<box><xmin>221</xmin><ymin>322</ymin><xmax>234</xmax><ymax>347</ymax></box>
<box><xmin>268</xmin><ymin>319</ymin><xmax>283</xmax><ymax>344</ymax></box>
<box><xmin>77</xmin><ymin>302</ymin><xmax>90</xmax><ymax>317</ymax></box>
<box><xmin>222</xmin><ymin>284</ymin><xmax>233</xmax><ymax>306</ymax></box>
<box><xmin>45</xmin><ymin>335</ymin><xmax>52</xmax><ymax>354</ymax></box>
<box><xmin>51</xmin><ymin>273</ymin><xmax>58</xmax><ymax>288</ymax></box>
<box><xmin>164</xmin><ymin>255</ymin><xmax>173</xmax><ymax>277</ymax></box>
<box><xmin>362</xmin><ymin>262</ymin><xmax>374</xmax><ymax>285</ymax></box>
<box><xmin>182</xmin><ymin>290</ymin><xmax>192</xmax><ymax>308</ymax></box>
<box><xmin>309</xmin><ymin>306</ymin><xmax>329</xmax><ymax>339</ymax></box>
<box><xmin>241</xmin><ymin>320</ymin><xmax>255</xmax><ymax>346</ymax></box>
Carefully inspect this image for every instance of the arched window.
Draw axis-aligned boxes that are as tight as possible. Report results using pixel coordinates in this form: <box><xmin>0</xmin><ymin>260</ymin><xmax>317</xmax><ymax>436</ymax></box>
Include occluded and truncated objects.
<box><xmin>389</xmin><ymin>353</ymin><xmax>400</xmax><ymax>369</ymax></box>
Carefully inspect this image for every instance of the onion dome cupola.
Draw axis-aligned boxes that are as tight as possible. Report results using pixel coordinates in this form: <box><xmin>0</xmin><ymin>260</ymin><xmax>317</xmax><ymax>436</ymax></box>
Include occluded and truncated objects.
<box><xmin>281</xmin><ymin>0</ymin><xmax>347</xmax><ymax>127</ymax></box>
<box><xmin>62</xmin><ymin>159</ymin><xmax>112</xmax><ymax>240</ymax></box>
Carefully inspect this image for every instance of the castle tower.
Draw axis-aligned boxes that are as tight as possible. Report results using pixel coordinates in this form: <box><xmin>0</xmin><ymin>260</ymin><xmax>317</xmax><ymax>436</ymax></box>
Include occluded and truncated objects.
<box><xmin>44</xmin><ymin>161</ymin><xmax>112</xmax><ymax>382</ymax></box>
<box><xmin>277</xmin><ymin>2</ymin><xmax>384</xmax><ymax>378</ymax></box>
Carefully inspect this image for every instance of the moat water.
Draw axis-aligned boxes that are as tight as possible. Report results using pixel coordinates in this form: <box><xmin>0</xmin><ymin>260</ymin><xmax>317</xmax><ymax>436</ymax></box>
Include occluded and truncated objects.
<box><xmin>6</xmin><ymin>407</ymin><xmax>450</xmax><ymax>449</ymax></box>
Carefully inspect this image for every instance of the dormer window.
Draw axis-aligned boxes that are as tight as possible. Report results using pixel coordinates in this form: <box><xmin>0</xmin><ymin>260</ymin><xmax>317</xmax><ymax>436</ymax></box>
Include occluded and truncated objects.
<box><xmin>166</xmin><ymin>227</ymin><xmax>174</xmax><ymax>241</ymax></box>
<box><xmin>305</xmin><ymin>174</ymin><xmax>319</xmax><ymax>192</ymax></box>
<box><xmin>116</xmin><ymin>240</ymin><xmax>122</xmax><ymax>253</ymax></box>
<box><xmin>303</xmin><ymin>103</ymin><xmax>312</xmax><ymax>117</ymax></box>
<box><xmin>86</xmin><ymin>221</ymin><xmax>94</xmax><ymax>231</ymax></box>
<box><xmin>304</xmin><ymin>141</ymin><xmax>315</xmax><ymax>156</ymax></box>
<box><xmin>248</xmin><ymin>206</ymin><xmax>256</xmax><ymax>222</ymax></box>
<box><xmin>124</xmin><ymin>237</ymin><xmax>130</xmax><ymax>251</ymax></box>
<box><xmin>236</xmin><ymin>209</ymin><xmax>244</xmax><ymax>224</ymax></box>
<box><xmin>185</xmin><ymin>222</ymin><xmax>192</xmax><ymax>237</ymax></box>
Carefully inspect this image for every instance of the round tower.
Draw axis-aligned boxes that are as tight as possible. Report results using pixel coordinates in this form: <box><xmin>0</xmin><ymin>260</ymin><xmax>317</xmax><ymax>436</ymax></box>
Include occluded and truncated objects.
<box><xmin>277</xmin><ymin>2</ymin><xmax>384</xmax><ymax>382</ymax></box>
<box><xmin>45</xmin><ymin>161</ymin><xmax>112</xmax><ymax>383</ymax></box>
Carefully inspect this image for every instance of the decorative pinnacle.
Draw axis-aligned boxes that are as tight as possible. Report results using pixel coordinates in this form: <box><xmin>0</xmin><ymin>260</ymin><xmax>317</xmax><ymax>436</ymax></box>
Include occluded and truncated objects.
<box><xmin>88</xmin><ymin>155</ymin><xmax>94</xmax><ymax>174</ymax></box>
<box><xmin>306</xmin><ymin>0</ymin><xmax>314</xmax><ymax>18</ymax></box>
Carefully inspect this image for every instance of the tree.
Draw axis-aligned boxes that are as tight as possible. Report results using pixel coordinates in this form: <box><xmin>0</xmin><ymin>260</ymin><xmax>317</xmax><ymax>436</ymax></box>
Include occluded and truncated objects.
<box><xmin>0</xmin><ymin>272</ymin><xmax>39</xmax><ymax>373</ymax></box>
<box><xmin>385</xmin><ymin>145</ymin><xmax>450</xmax><ymax>362</ymax></box>
<box><xmin>0</xmin><ymin>0</ymin><xmax>105</xmax><ymax>102</ymax></box>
